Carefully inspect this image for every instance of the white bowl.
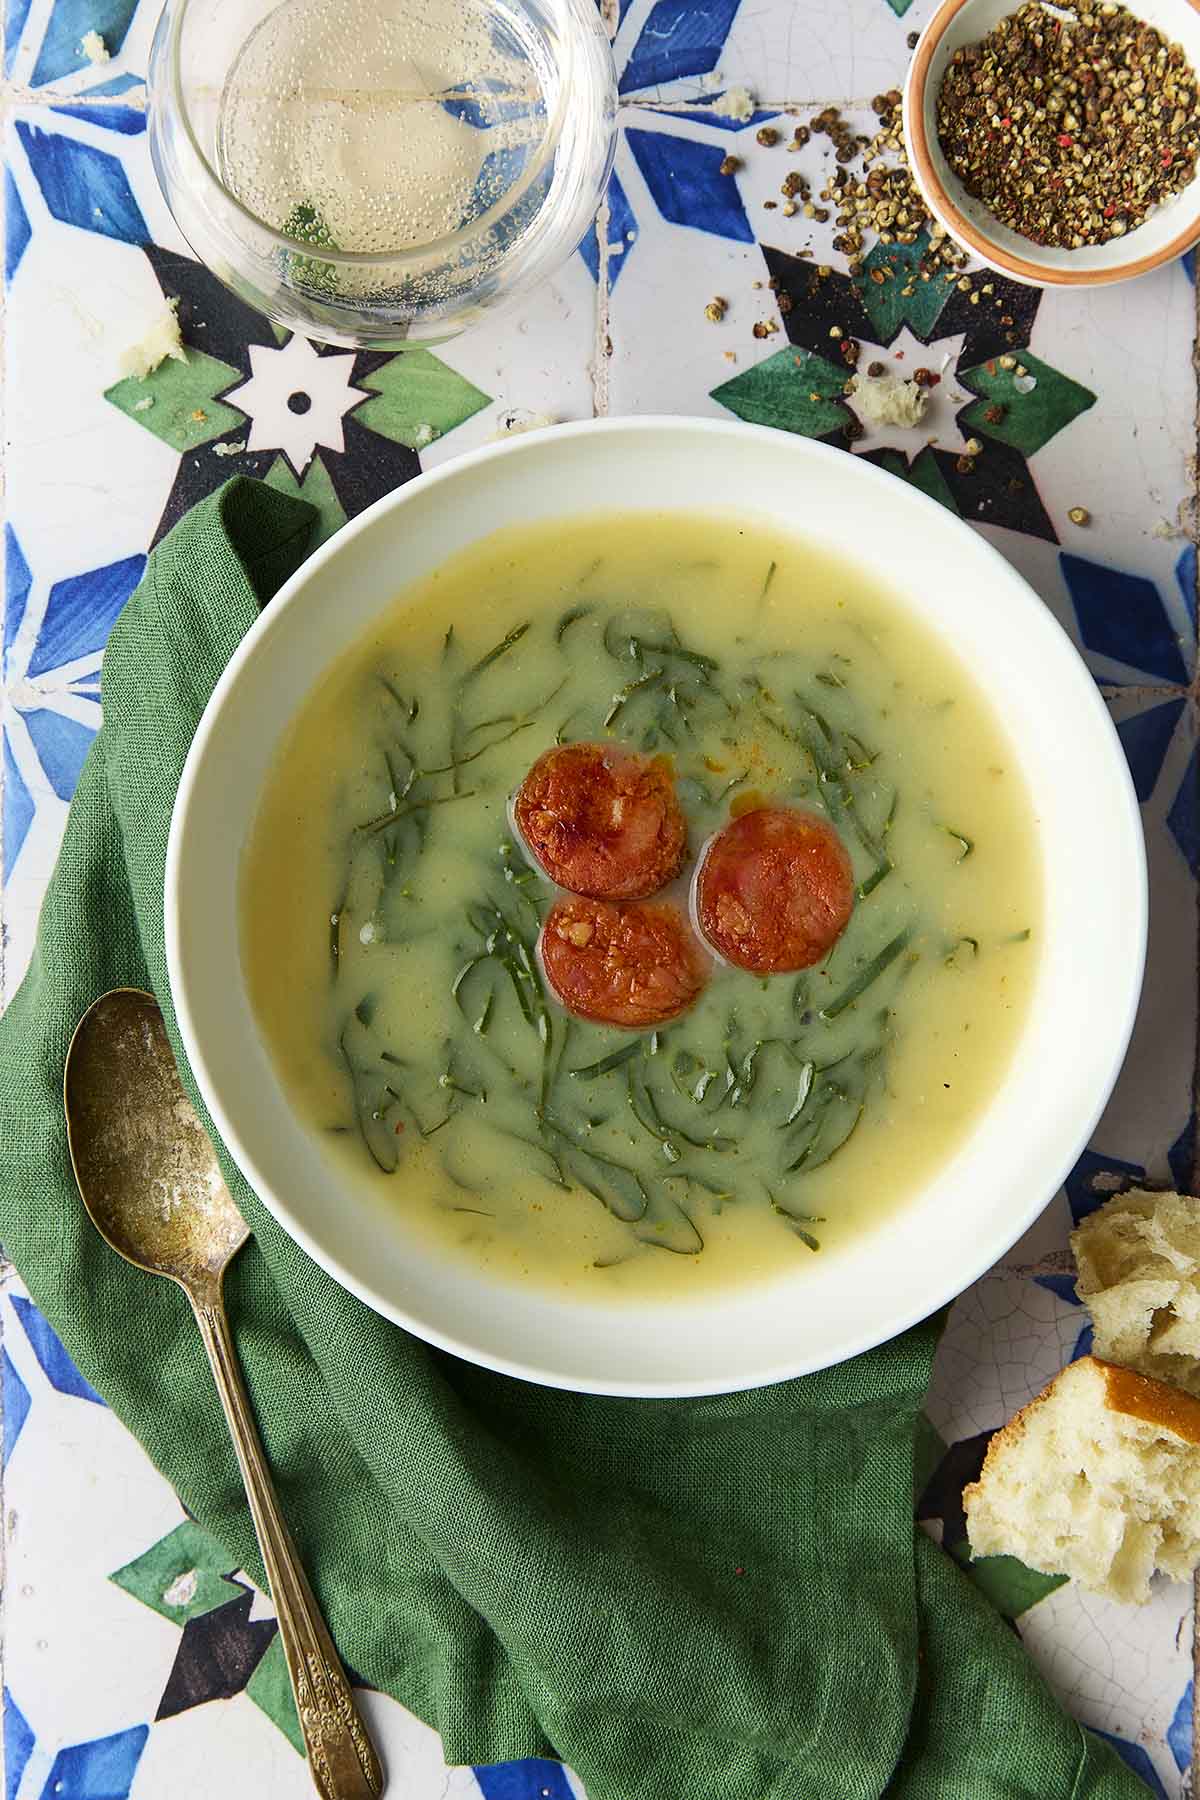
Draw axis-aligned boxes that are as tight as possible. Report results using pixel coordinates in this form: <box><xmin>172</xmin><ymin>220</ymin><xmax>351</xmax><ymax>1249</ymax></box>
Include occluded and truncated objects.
<box><xmin>904</xmin><ymin>0</ymin><xmax>1200</xmax><ymax>285</ymax></box>
<box><xmin>166</xmin><ymin>417</ymin><xmax>1146</xmax><ymax>1397</ymax></box>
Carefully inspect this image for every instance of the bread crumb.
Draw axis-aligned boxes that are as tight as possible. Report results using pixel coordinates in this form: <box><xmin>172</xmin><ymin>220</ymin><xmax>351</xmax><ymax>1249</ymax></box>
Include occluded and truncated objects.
<box><xmin>211</xmin><ymin>441</ymin><xmax>242</xmax><ymax>457</ymax></box>
<box><xmin>848</xmin><ymin>370</ymin><xmax>929</xmax><ymax>430</ymax></box>
<box><xmin>119</xmin><ymin>298</ymin><xmax>186</xmax><ymax>380</ymax></box>
<box><xmin>716</xmin><ymin>85</ymin><xmax>756</xmax><ymax>123</ymax></box>
<box><xmin>80</xmin><ymin>28</ymin><xmax>110</xmax><ymax>63</ymax></box>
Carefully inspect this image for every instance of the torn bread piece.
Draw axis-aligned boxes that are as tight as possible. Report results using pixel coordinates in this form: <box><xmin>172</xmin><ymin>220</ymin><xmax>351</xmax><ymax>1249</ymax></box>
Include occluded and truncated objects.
<box><xmin>1072</xmin><ymin>1188</ymin><xmax>1200</xmax><ymax>1396</ymax></box>
<box><xmin>118</xmin><ymin>297</ymin><xmax>186</xmax><ymax>381</ymax></box>
<box><xmin>963</xmin><ymin>1355</ymin><xmax>1200</xmax><ymax>1604</ymax></box>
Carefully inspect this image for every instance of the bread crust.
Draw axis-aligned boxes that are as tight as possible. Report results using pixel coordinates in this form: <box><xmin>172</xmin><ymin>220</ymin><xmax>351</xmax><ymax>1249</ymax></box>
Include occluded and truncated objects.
<box><xmin>1100</xmin><ymin>1360</ymin><xmax>1200</xmax><ymax>1444</ymax></box>
<box><xmin>963</xmin><ymin>1354</ymin><xmax>1200</xmax><ymax>1524</ymax></box>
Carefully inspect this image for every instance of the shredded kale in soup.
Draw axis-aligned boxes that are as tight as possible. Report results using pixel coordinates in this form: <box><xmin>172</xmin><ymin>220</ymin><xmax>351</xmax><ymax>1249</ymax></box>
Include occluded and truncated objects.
<box><xmin>242</xmin><ymin>513</ymin><xmax>1040</xmax><ymax>1298</ymax></box>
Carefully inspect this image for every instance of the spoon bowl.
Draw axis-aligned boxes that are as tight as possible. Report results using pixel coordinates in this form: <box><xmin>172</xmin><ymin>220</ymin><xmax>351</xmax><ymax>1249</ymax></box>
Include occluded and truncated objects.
<box><xmin>64</xmin><ymin>988</ymin><xmax>248</xmax><ymax>1294</ymax></box>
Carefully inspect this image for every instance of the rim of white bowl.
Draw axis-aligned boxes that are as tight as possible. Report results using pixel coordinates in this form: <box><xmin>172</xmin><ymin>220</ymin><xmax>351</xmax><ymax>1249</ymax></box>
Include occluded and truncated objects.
<box><xmin>165</xmin><ymin>415</ymin><xmax>1148</xmax><ymax>1397</ymax></box>
<box><xmin>903</xmin><ymin>0</ymin><xmax>1200</xmax><ymax>287</ymax></box>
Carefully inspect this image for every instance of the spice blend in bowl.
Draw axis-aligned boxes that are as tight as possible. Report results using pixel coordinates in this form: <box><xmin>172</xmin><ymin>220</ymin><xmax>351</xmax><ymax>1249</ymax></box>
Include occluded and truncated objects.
<box><xmin>937</xmin><ymin>1</ymin><xmax>1200</xmax><ymax>247</ymax></box>
<box><xmin>905</xmin><ymin>0</ymin><xmax>1200</xmax><ymax>282</ymax></box>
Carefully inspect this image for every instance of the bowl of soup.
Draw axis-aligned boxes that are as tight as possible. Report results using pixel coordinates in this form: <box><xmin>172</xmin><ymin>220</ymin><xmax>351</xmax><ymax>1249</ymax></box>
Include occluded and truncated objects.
<box><xmin>165</xmin><ymin>416</ymin><xmax>1146</xmax><ymax>1396</ymax></box>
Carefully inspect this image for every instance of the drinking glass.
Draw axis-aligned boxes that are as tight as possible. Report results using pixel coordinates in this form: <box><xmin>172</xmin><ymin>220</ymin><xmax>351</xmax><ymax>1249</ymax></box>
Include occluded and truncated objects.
<box><xmin>147</xmin><ymin>0</ymin><xmax>617</xmax><ymax>347</ymax></box>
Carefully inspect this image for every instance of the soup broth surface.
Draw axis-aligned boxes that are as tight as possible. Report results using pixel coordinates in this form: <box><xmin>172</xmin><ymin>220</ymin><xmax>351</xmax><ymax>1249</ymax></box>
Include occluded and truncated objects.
<box><xmin>242</xmin><ymin>512</ymin><xmax>1041</xmax><ymax>1299</ymax></box>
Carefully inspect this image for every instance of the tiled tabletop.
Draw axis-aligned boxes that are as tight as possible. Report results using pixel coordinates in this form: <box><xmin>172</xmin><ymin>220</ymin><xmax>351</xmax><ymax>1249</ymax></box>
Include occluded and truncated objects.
<box><xmin>1</xmin><ymin>0</ymin><xmax>1198</xmax><ymax>1794</ymax></box>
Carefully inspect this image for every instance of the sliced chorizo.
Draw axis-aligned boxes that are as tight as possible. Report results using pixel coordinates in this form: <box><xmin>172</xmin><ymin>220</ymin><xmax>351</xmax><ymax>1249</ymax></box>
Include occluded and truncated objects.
<box><xmin>540</xmin><ymin>897</ymin><xmax>708</xmax><ymax>1028</ymax></box>
<box><xmin>694</xmin><ymin>805</ymin><xmax>854</xmax><ymax>974</ymax></box>
<box><xmin>514</xmin><ymin>742</ymin><xmax>686</xmax><ymax>899</ymax></box>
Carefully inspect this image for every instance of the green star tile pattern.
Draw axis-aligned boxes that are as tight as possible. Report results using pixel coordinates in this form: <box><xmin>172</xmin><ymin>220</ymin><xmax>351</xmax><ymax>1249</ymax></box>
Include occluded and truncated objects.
<box><xmin>854</xmin><ymin>234</ymin><xmax>948</xmax><ymax>345</ymax></box>
<box><xmin>110</xmin><ymin>1519</ymin><xmax>245</xmax><ymax>1626</ymax></box>
<box><xmin>949</xmin><ymin>1540</ymin><xmax>1070</xmax><ymax>1618</ymax></box>
<box><xmin>105</xmin><ymin>352</ymin><xmax>245</xmax><ymax>453</ymax></box>
<box><xmin>263</xmin><ymin>452</ymin><xmax>347</xmax><ymax>547</ymax></box>
<box><xmin>710</xmin><ymin>347</ymin><xmax>849</xmax><ymax>437</ymax></box>
<box><xmin>958</xmin><ymin>352</ymin><xmax>1097</xmax><ymax>458</ymax></box>
<box><xmin>356</xmin><ymin>348</ymin><xmax>490</xmax><ymax>450</ymax></box>
<box><xmin>245</xmin><ymin>1632</ymin><xmax>304</xmax><ymax>1754</ymax></box>
<box><xmin>869</xmin><ymin>447</ymin><xmax>960</xmax><ymax>515</ymax></box>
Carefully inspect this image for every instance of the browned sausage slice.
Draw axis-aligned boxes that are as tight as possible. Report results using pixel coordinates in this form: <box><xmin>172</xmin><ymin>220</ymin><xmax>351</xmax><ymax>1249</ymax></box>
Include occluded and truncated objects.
<box><xmin>694</xmin><ymin>805</ymin><xmax>854</xmax><ymax>974</ymax></box>
<box><xmin>514</xmin><ymin>742</ymin><xmax>686</xmax><ymax>899</ymax></box>
<box><xmin>540</xmin><ymin>897</ymin><xmax>708</xmax><ymax>1027</ymax></box>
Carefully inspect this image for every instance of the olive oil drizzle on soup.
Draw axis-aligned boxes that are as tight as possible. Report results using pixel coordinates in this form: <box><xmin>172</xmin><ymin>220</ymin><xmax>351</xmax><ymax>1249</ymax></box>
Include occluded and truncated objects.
<box><xmin>241</xmin><ymin>513</ymin><xmax>1040</xmax><ymax>1299</ymax></box>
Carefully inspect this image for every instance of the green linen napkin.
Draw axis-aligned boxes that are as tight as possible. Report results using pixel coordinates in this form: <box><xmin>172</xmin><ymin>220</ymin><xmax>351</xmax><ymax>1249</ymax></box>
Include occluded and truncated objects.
<box><xmin>0</xmin><ymin>477</ymin><xmax>1148</xmax><ymax>1800</ymax></box>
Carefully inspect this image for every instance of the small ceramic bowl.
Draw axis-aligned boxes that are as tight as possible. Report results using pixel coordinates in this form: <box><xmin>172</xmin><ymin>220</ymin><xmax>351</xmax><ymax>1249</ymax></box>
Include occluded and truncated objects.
<box><xmin>904</xmin><ymin>0</ymin><xmax>1200</xmax><ymax>285</ymax></box>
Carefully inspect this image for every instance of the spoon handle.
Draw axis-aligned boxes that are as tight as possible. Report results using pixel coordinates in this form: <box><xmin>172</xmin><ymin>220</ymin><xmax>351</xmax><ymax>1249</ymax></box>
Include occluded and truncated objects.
<box><xmin>193</xmin><ymin>1292</ymin><xmax>385</xmax><ymax>1800</ymax></box>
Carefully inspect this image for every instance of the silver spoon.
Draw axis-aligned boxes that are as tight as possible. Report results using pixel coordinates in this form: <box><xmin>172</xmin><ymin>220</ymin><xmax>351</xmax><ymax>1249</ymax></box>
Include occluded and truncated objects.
<box><xmin>64</xmin><ymin>988</ymin><xmax>384</xmax><ymax>1800</ymax></box>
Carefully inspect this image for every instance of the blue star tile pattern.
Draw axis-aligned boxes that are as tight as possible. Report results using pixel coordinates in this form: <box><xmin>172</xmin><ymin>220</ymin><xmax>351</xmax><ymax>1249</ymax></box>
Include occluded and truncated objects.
<box><xmin>1069</xmin><ymin>1321</ymin><xmax>1094</xmax><ymax>1362</ymax></box>
<box><xmin>474</xmin><ymin>1761</ymin><xmax>576</xmax><ymax>1799</ymax></box>
<box><xmin>2</xmin><ymin>1351</ymin><xmax>31</xmax><ymax>1466</ymax></box>
<box><xmin>1031</xmin><ymin>1274</ymin><xmax>1080</xmax><ymax>1305</ymax></box>
<box><xmin>577</xmin><ymin>0</ymin><xmax>764</xmax><ymax>282</ymax></box>
<box><xmin>5</xmin><ymin>169</ymin><xmax>29</xmax><ymax>281</ymax></box>
<box><xmin>4</xmin><ymin>1690</ymin><xmax>34</xmax><ymax>1800</ymax></box>
<box><xmin>4</xmin><ymin>526</ymin><xmax>32</xmax><ymax>669</ymax></box>
<box><xmin>52</xmin><ymin>103</ymin><xmax>146</xmax><ymax>135</ymax></box>
<box><xmin>1059</xmin><ymin>553</ymin><xmax>1190</xmax><ymax>685</ymax></box>
<box><xmin>3</xmin><ymin>0</ymin><xmax>32</xmax><ymax>76</ymax></box>
<box><xmin>14</xmin><ymin>120</ymin><xmax>148</xmax><ymax>245</ymax></box>
<box><xmin>625</xmin><ymin>127</ymin><xmax>753</xmax><ymax>242</ymax></box>
<box><xmin>3</xmin><ymin>738</ymin><xmax>35</xmax><ymax>882</ymax></box>
<box><xmin>37</xmin><ymin>1725</ymin><xmax>149</xmax><ymax>1800</ymax></box>
<box><xmin>84</xmin><ymin>72</ymin><xmax>145</xmax><ymax>96</ymax></box>
<box><xmin>26</xmin><ymin>554</ymin><xmax>144</xmax><ymax>678</ymax></box>
<box><xmin>12</xmin><ymin>1295</ymin><xmax>105</xmax><ymax>1404</ymax></box>
<box><xmin>1063</xmin><ymin>1148</ymin><xmax>1145</xmax><ymax>1226</ymax></box>
<box><xmin>1176</xmin><ymin>543</ymin><xmax>1197</xmax><ymax>638</ymax></box>
<box><xmin>580</xmin><ymin>169</ymin><xmax>638</xmax><ymax>286</ymax></box>
<box><xmin>30</xmin><ymin>0</ymin><xmax>139</xmax><ymax>85</ymax></box>
<box><xmin>1093</xmin><ymin>1731</ymin><xmax>1169</xmax><ymax>1799</ymax></box>
<box><xmin>617</xmin><ymin>0</ymin><xmax>742</xmax><ymax>94</ymax></box>
<box><xmin>1168</xmin><ymin>743</ymin><xmax>1199</xmax><ymax>880</ymax></box>
<box><xmin>1116</xmin><ymin>697</ymin><xmax>1187</xmax><ymax>802</ymax></box>
<box><xmin>1169</xmin><ymin>1680</ymin><xmax>1193</xmax><ymax>1774</ymax></box>
<box><xmin>22</xmin><ymin>708</ymin><xmax>96</xmax><ymax>801</ymax></box>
